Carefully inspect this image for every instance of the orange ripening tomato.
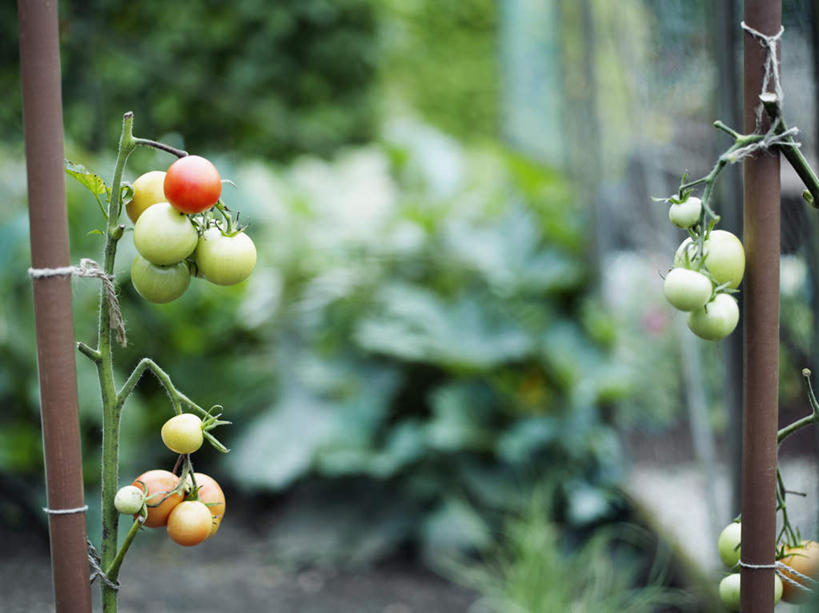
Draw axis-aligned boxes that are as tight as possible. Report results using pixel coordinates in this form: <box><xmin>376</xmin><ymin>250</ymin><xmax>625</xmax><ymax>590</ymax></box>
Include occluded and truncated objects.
<box><xmin>167</xmin><ymin>500</ymin><xmax>212</xmax><ymax>546</ymax></box>
<box><xmin>132</xmin><ymin>469</ymin><xmax>183</xmax><ymax>528</ymax></box>
<box><xmin>780</xmin><ymin>541</ymin><xmax>819</xmax><ymax>603</ymax></box>
<box><xmin>187</xmin><ymin>472</ymin><xmax>226</xmax><ymax>538</ymax></box>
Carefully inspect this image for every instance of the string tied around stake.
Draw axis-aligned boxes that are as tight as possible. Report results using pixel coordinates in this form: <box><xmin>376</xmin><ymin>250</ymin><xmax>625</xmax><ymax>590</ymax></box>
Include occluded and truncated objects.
<box><xmin>739</xmin><ymin>559</ymin><xmax>818</xmax><ymax>595</ymax></box>
<box><xmin>28</xmin><ymin>258</ymin><xmax>127</xmax><ymax>347</ymax></box>
<box><xmin>741</xmin><ymin>21</ymin><xmax>785</xmax><ymax>132</ymax></box>
<box><xmin>87</xmin><ymin>539</ymin><xmax>120</xmax><ymax>591</ymax></box>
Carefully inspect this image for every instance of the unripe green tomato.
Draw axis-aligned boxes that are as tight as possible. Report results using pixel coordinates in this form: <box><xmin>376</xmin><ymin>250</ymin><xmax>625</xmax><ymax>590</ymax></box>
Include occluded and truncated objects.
<box><xmin>674</xmin><ymin>230</ymin><xmax>745</xmax><ymax>289</ymax></box>
<box><xmin>131</xmin><ymin>254</ymin><xmax>191</xmax><ymax>304</ymax></box>
<box><xmin>687</xmin><ymin>293</ymin><xmax>739</xmax><ymax>341</ymax></box>
<box><xmin>195</xmin><ymin>228</ymin><xmax>257</xmax><ymax>286</ymax></box>
<box><xmin>668</xmin><ymin>196</ymin><xmax>702</xmax><ymax>228</ymax></box>
<box><xmin>718</xmin><ymin>572</ymin><xmax>782</xmax><ymax>610</ymax></box>
<box><xmin>717</xmin><ymin>522</ymin><xmax>741</xmax><ymax>568</ymax></box>
<box><xmin>133</xmin><ymin>202</ymin><xmax>198</xmax><ymax>265</ymax></box>
<box><xmin>663</xmin><ymin>268</ymin><xmax>713</xmax><ymax>311</ymax></box>
<box><xmin>161</xmin><ymin>413</ymin><xmax>204</xmax><ymax>454</ymax></box>
<box><xmin>126</xmin><ymin>171</ymin><xmax>166</xmax><ymax>224</ymax></box>
<box><xmin>114</xmin><ymin>484</ymin><xmax>145</xmax><ymax>515</ymax></box>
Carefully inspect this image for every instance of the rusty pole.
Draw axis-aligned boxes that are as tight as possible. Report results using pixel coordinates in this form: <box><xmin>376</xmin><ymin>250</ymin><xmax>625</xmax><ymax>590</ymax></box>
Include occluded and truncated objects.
<box><xmin>17</xmin><ymin>1</ymin><xmax>92</xmax><ymax>611</ymax></box>
<box><xmin>741</xmin><ymin>1</ymin><xmax>781</xmax><ymax>611</ymax></box>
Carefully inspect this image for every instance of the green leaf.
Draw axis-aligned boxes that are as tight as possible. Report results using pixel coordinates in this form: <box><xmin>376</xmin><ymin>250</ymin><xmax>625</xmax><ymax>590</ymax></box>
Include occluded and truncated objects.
<box><xmin>65</xmin><ymin>159</ymin><xmax>110</xmax><ymax>218</ymax></box>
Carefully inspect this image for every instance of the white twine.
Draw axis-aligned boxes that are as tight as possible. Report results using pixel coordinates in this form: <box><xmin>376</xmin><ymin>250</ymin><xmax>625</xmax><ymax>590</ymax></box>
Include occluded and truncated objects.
<box><xmin>42</xmin><ymin>504</ymin><xmax>88</xmax><ymax>515</ymax></box>
<box><xmin>727</xmin><ymin>126</ymin><xmax>800</xmax><ymax>164</ymax></box>
<box><xmin>87</xmin><ymin>539</ymin><xmax>120</xmax><ymax>591</ymax></box>
<box><xmin>739</xmin><ymin>559</ymin><xmax>817</xmax><ymax>594</ymax></box>
<box><xmin>741</xmin><ymin>21</ymin><xmax>785</xmax><ymax>131</ymax></box>
<box><xmin>28</xmin><ymin>258</ymin><xmax>127</xmax><ymax>347</ymax></box>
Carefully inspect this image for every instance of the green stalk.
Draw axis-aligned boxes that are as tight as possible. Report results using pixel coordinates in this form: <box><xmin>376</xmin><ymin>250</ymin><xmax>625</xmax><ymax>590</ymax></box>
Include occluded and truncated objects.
<box><xmin>98</xmin><ymin>113</ymin><xmax>136</xmax><ymax>613</ymax></box>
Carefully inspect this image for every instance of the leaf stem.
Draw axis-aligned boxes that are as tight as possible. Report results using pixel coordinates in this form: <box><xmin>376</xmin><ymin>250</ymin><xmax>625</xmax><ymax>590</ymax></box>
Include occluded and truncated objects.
<box><xmin>133</xmin><ymin>137</ymin><xmax>188</xmax><ymax>159</ymax></box>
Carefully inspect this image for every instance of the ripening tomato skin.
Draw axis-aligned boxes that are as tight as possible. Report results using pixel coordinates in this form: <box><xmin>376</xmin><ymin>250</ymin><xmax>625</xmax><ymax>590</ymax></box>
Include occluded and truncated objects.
<box><xmin>131</xmin><ymin>254</ymin><xmax>191</xmax><ymax>304</ymax></box>
<box><xmin>164</xmin><ymin>155</ymin><xmax>222</xmax><ymax>214</ymax></box>
<box><xmin>126</xmin><ymin>171</ymin><xmax>166</xmax><ymax>223</ymax></box>
<box><xmin>187</xmin><ymin>472</ymin><xmax>226</xmax><ymax>537</ymax></box>
<box><xmin>132</xmin><ymin>470</ymin><xmax>183</xmax><ymax>528</ymax></box>
<box><xmin>167</xmin><ymin>500</ymin><xmax>213</xmax><ymax>546</ymax></box>
<box><xmin>161</xmin><ymin>413</ymin><xmax>204</xmax><ymax>454</ymax></box>
<box><xmin>134</xmin><ymin>202</ymin><xmax>198</xmax><ymax>265</ymax></box>
<box><xmin>195</xmin><ymin>228</ymin><xmax>257</xmax><ymax>286</ymax></box>
<box><xmin>780</xmin><ymin>541</ymin><xmax>819</xmax><ymax>603</ymax></box>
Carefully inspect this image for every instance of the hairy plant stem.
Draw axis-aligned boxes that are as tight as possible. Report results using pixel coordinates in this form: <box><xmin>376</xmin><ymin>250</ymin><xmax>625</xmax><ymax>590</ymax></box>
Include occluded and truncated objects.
<box><xmin>97</xmin><ymin>112</ymin><xmax>137</xmax><ymax>613</ymax></box>
<box><xmin>104</xmin><ymin>518</ymin><xmax>143</xmax><ymax>584</ymax></box>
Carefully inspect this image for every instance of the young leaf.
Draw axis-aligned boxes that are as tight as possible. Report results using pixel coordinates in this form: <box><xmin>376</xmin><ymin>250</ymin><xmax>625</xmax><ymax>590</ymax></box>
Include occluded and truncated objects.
<box><xmin>65</xmin><ymin>159</ymin><xmax>110</xmax><ymax>218</ymax></box>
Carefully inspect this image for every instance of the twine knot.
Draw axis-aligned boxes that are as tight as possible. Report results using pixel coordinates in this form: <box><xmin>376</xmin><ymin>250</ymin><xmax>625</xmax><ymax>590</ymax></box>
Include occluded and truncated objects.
<box><xmin>28</xmin><ymin>258</ymin><xmax>127</xmax><ymax>347</ymax></box>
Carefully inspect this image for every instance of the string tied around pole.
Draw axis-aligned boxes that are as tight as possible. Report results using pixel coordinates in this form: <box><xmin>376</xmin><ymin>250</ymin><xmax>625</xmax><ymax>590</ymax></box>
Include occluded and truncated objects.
<box><xmin>28</xmin><ymin>258</ymin><xmax>127</xmax><ymax>347</ymax></box>
<box><xmin>741</xmin><ymin>21</ymin><xmax>785</xmax><ymax>132</ymax></box>
<box><xmin>739</xmin><ymin>559</ymin><xmax>818</xmax><ymax>594</ymax></box>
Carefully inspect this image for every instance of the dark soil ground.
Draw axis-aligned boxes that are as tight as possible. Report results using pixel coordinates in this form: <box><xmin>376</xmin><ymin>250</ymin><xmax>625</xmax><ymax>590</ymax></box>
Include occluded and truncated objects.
<box><xmin>1</xmin><ymin>514</ymin><xmax>477</xmax><ymax>613</ymax></box>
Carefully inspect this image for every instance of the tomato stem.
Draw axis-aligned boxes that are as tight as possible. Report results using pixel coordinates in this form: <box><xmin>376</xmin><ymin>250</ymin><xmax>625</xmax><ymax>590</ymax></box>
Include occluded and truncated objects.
<box><xmin>104</xmin><ymin>517</ymin><xmax>143</xmax><ymax>584</ymax></box>
<box><xmin>133</xmin><ymin>137</ymin><xmax>188</xmax><ymax>159</ymax></box>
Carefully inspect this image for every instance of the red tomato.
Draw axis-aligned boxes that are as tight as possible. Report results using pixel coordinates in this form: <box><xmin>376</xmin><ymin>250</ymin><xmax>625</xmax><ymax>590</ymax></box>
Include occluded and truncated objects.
<box><xmin>164</xmin><ymin>155</ymin><xmax>222</xmax><ymax>214</ymax></box>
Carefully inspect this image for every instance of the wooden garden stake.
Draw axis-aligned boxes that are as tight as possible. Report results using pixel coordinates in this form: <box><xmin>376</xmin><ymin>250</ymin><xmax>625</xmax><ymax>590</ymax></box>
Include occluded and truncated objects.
<box><xmin>741</xmin><ymin>1</ymin><xmax>781</xmax><ymax>611</ymax></box>
<box><xmin>17</xmin><ymin>1</ymin><xmax>92</xmax><ymax>611</ymax></box>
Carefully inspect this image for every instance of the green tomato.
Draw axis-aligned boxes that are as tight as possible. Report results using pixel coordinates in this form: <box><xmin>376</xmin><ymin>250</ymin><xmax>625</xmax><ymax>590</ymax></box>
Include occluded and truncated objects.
<box><xmin>134</xmin><ymin>202</ymin><xmax>198</xmax><ymax>265</ymax></box>
<box><xmin>131</xmin><ymin>254</ymin><xmax>190</xmax><ymax>304</ymax></box>
<box><xmin>717</xmin><ymin>522</ymin><xmax>741</xmax><ymax>568</ymax></box>
<box><xmin>687</xmin><ymin>293</ymin><xmax>739</xmax><ymax>341</ymax></box>
<box><xmin>668</xmin><ymin>196</ymin><xmax>702</xmax><ymax>228</ymax></box>
<box><xmin>114</xmin><ymin>485</ymin><xmax>145</xmax><ymax>515</ymax></box>
<box><xmin>674</xmin><ymin>230</ymin><xmax>745</xmax><ymax>288</ymax></box>
<box><xmin>195</xmin><ymin>228</ymin><xmax>257</xmax><ymax>286</ymax></box>
<box><xmin>718</xmin><ymin>573</ymin><xmax>782</xmax><ymax>610</ymax></box>
<box><xmin>663</xmin><ymin>267</ymin><xmax>713</xmax><ymax>311</ymax></box>
<box><xmin>161</xmin><ymin>413</ymin><xmax>204</xmax><ymax>454</ymax></box>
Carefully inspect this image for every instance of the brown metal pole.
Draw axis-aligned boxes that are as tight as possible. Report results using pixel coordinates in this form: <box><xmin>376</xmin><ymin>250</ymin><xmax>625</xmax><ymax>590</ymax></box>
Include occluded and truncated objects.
<box><xmin>742</xmin><ymin>1</ymin><xmax>781</xmax><ymax>612</ymax></box>
<box><xmin>17</xmin><ymin>1</ymin><xmax>92</xmax><ymax>612</ymax></box>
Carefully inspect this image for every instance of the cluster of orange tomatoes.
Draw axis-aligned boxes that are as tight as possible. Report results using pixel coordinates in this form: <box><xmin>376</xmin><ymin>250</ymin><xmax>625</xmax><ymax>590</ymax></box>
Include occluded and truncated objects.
<box><xmin>127</xmin><ymin>155</ymin><xmax>257</xmax><ymax>304</ymax></box>
<box><xmin>114</xmin><ymin>413</ymin><xmax>225</xmax><ymax>547</ymax></box>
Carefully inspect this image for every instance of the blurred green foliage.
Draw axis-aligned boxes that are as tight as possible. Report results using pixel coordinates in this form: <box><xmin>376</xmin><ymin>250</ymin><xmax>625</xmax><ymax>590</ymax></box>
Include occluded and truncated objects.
<box><xmin>379</xmin><ymin>0</ymin><xmax>499</xmax><ymax>142</ymax></box>
<box><xmin>0</xmin><ymin>0</ymin><xmax>378</xmax><ymax>158</ymax></box>
<box><xmin>442</xmin><ymin>494</ymin><xmax>693</xmax><ymax>612</ymax></box>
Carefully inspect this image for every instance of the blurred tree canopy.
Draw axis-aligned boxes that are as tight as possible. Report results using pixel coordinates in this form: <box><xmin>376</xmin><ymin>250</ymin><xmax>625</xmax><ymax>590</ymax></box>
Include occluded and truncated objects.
<box><xmin>1</xmin><ymin>0</ymin><xmax>379</xmax><ymax>158</ymax></box>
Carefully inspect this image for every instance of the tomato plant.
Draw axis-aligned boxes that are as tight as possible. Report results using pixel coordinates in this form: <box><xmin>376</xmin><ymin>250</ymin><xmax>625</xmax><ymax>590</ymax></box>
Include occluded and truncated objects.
<box><xmin>130</xmin><ymin>254</ymin><xmax>190</xmax><ymax>304</ymax></box>
<box><xmin>663</xmin><ymin>267</ymin><xmax>712</xmax><ymax>312</ymax></box>
<box><xmin>160</xmin><ymin>413</ymin><xmax>204</xmax><ymax>454</ymax></box>
<box><xmin>195</xmin><ymin>228</ymin><xmax>257</xmax><ymax>286</ymax></box>
<box><xmin>132</xmin><ymin>470</ymin><xmax>183</xmax><ymax>528</ymax></box>
<box><xmin>166</xmin><ymin>500</ymin><xmax>213</xmax><ymax>547</ymax></box>
<box><xmin>163</xmin><ymin>155</ymin><xmax>222</xmax><ymax>214</ymax></box>
<box><xmin>125</xmin><ymin>170</ymin><xmax>166</xmax><ymax>223</ymax></box>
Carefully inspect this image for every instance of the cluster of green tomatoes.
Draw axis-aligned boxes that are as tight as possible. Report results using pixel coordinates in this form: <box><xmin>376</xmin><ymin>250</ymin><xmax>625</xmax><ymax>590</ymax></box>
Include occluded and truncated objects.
<box><xmin>127</xmin><ymin>155</ymin><xmax>257</xmax><ymax>304</ymax></box>
<box><xmin>114</xmin><ymin>412</ymin><xmax>227</xmax><ymax>546</ymax></box>
<box><xmin>716</xmin><ymin>521</ymin><xmax>819</xmax><ymax>609</ymax></box>
<box><xmin>663</xmin><ymin>195</ymin><xmax>745</xmax><ymax>341</ymax></box>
